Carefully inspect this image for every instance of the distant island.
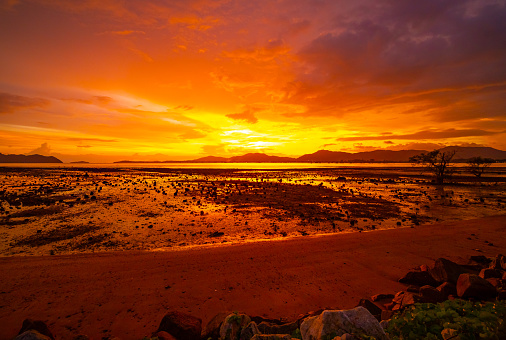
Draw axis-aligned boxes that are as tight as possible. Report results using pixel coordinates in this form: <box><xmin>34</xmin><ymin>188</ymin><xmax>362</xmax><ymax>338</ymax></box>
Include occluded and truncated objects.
<box><xmin>70</xmin><ymin>161</ymin><xmax>90</xmax><ymax>164</ymax></box>
<box><xmin>115</xmin><ymin>146</ymin><xmax>506</xmax><ymax>164</ymax></box>
<box><xmin>0</xmin><ymin>153</ymin><xmax>63</xmax><ymax>163</ymax></box>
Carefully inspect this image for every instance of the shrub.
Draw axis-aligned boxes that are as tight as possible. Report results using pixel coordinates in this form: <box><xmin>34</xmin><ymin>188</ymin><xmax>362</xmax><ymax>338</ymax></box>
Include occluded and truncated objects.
<box><xmin>386</xmin><ymin>300</ymin><xmax>506</xmax><ymax>340</ymax></box>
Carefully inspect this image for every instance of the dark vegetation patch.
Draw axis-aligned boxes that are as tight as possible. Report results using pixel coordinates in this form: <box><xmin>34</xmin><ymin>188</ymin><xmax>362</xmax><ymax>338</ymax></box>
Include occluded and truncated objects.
<box><xmin>13</xmin><ymin>224</ymin><xmax>100</xmax><ymax>247</ymax></box>
<box><xmin>188</xmin><ymin>180</ymin><xmax>401</xmax><ymax>223</ymax></box>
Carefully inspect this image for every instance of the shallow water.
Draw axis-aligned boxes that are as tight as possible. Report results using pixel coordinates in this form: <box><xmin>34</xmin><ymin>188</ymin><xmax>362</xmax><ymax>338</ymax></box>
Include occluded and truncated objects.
<box><xmin>1</xmin><ymin>166</ymin><xmax>505</xmax><ymax>256</ymax></box>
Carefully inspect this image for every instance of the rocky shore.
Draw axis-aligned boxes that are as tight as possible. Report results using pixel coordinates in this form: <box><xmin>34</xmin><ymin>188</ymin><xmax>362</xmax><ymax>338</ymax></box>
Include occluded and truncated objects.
<box><xmin>13</xmin><ymin>254</ymin><xmax>506</xmax><ymax>339</ymax></box>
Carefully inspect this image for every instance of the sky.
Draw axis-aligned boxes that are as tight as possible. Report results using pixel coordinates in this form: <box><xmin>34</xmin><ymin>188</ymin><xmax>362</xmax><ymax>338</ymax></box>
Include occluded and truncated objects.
<box><xmin>1</xmin><ymin>0</ymin><xmax>506</xmax><ymax>162</ymax></box>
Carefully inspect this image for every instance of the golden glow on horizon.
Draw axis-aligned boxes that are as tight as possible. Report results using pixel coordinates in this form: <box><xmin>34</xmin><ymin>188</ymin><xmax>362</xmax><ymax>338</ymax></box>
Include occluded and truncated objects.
<box><xmin>0</xmin><ymin>0</ymin><xmax>505</xmax><ymax>162</ymax></box>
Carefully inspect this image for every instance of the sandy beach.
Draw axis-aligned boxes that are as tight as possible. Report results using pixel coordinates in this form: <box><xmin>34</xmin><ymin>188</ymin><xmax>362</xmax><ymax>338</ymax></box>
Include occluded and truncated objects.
<box><xmin>1</xmin><ymin>214</ymin><xmax>505</xmax><ymax>339</ymax></box>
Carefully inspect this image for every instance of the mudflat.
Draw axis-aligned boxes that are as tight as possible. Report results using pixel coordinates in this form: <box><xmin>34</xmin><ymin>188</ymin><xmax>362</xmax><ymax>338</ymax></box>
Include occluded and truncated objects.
<box><xmin>1</xmin><ymin>215</ymin><xmax>505</xmax><ymax>339</ymax></box>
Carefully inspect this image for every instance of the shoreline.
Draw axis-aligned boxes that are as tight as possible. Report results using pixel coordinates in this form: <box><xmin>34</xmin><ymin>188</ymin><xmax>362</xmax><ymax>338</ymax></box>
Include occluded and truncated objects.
<box><xmin>1</xmin><ymin>215</ymin><xmax>505</xmax><ymax>339</ymax></box>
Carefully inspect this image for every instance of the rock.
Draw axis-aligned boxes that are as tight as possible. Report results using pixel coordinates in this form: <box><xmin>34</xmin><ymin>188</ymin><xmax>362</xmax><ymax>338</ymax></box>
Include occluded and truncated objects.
<box><xmin>486</xmin><ymin>278</ymin><xmax>503</xmax><ymax>289</ymax></box>
<box><xmin>340</xmin><ymin>334</ymin><xmax>357</xmax><ymax>340</ymax></box>
<box><xmin>240</xmin><ymin>322</ymin><xmax>260</xmax><ymax>340</ymax></box>
<box><xmin>479</xmin><ymin>268</ymin><xmax>503</xmax><ymax>279</ymax></box>
<box><xmin>156</xmin><ymin>331</ymin><xmax>177</xmax><ymax>340</ymax></box>
<box><xmin>202</xmin><ymin>312</ymin><xmax>231</xmax><ymax>340</ymax></box>
<box><xmin>14</xmin><ymin>331</ymin><xmax>52</xmax><ymax>340</ymax></box>
<box><xmin>357</xmin><ymin>299</ymin><xmax>382</xmax><ymax>320</ymax></box>
<box><xmin>489</xmin><ymin>254</ymin><xmax>506</xmax><ymax>271</ymax></box>
<box><xmin>250</xmin><ymin>335</ymin><xmax>291</xmax><ymax>340</ymax></box>
<box><xmin>469</xmin><ymin>255</ymin><xmax>491</xmax><ymax>265</ymax></box>
<box><xmin>379</xmin><ymin>320</ymin><xmax>389</xmax><ymax>330</ymax></box>
<box><xmin>18</xmin><ymin>319</ymin><xmax>54</xmax><ymax>340</ymax></box>
<box><xmin>257</xmin><ymin>321</ymin><xmax>298</xmax><ymax>335</ymax></box>
<box><xmin>398</xmin><ymin>271</ymin><xmax>438</xmax><ymax>287</ymax></box>
<box><xmin>72</xmin><ymin>335</ymin><xmax>89</xmax><ymax>340</ymax></box>
<box><xmin>157</xmin><ymin>311</ymin><xmax>202</xmax><ymax>340</ymax></box>
<box><xmin>429</xmin><ymin>258</ymin><xmax>469</xmax><ymax>284</ymax></box>
<box><xmin>380</xmin><ymin>310</ymin><xmax>395</xmax><ymax>321</ymax></box>
<box><xmin>456</xmin><ymin>274</ymin><xmax>498</xmax><ymax>299</ymax></box>
<box><xmin>220</xmin><ymin>313</ymin><xmax>251</xmax><ymax>340</ymax></box>
<box><xmin>420</xmin><ymin>285</ymin><xmax>445</xmax><ymax>303</ymax></box>
<box><xmin>400</xmin><ymin>292</ymin><xmax>421</xmax><ymax>308</ymax></box>
<box><xmin>300</xmin><ymin>307</ymin><xmax>387</xmax><ymax>340</ymax></box>
<box><xmin>406</xmin><ymin>285</ymin><xmax>420</xmax><ymax>293</ymax></box>
<box><xmin>437</xmin><ymin>282</ymin><xmax>457</xmax><ymax>299</ymax></box>
<box><xmin>391</xmin><ymin>291</ymin><xmax>405</xmax><ymax>305</ymax></box>
<box><xmin>370</xmin><ymin>294</ymin><xmax>393</xmax><ymax>302</ymax></box>
<box><xmin>498</xmin><ymin>289</ymin><xmax>506</xmax><ymax>300</ymax></box>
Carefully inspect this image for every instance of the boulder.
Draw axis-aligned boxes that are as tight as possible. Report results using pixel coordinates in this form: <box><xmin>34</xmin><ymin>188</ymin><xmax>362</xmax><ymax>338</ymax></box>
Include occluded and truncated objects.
<box><xmin>429</xmin><ymin>258</ymin><xmax>469</xmax><ymax>284</ymax></box>
<box><xmin>14</xmin><ymin>331</ymin><xmax>52</xmax><ymax>340</ymax></box>
<box><xmin>300</xmin><ymin>307</ymin><xmax>387</xmax><ymax>340</ymax></box>
<box><xmin>240</xmin><ymin>322</ymin><xmax>260</xmax><ymax>340</ymax></box>
<box><xmin>250</xmin><ymin>335</ymin><xmax>291</xmax><ymax>340</ymax></box>
<box><xmin>456</xmin><ymin>274</ymin><xmax>498</xmax><ymax>300</ymax></box>
<box><xmin>486</xmin><ymin>278</ymin><xmax>503</xmax><ymax>289</ymax></box>
<box><xmin>398</xmin><ymin>271</ymin><xmax>438</xmax><ymax>287</ymax></box>
<box><xmin>157</xmin><ymin>311</ymin><xmax>202</xmax><ymax>340</ymax></box>
<box><xmin>437</xmin><ymin>282</ymin><xmax>457</xmax><ymax>299</ymax></box>
<box><xmin>479</xmin><ymin>268</ymin><xmax>503</xmax><ymax>279</ymax></box>
<box><xmin>357</xmin><ymin>299</ymin><xmax>382</xmax><ymax>320</ymax></box>
<box><xmin>489</xmin><ymin>254</ymin><xmax>506</xmax><ymax>271</ymax></box>
<box><xmin>419</xmin><ymin>285</ymin><xmax>445</xmax><ymax>303</ymax></box>
<box><xmin>156</xmin><ymin>331</ymin><xmax>177</xmax><ymax>340</ymax></box>
<box><xmin>202</xmin><ymin>312</ymin><xmax>231</xmax><ymax>340</ymax></box>
<box><xmin>469</xmin><ymin>255</ymin><xmax>491</xmax><ymax>265</ymax></box>
<box><xmin>370</xmin><ymin>294</ymin><xmax>393</xmax><ymax>302</ymax></box>
<box><xmin>17</xmin><ymin>320</ymin><xmax>54</xmax><ymax>340</ymax></box>
<box><xmin>220</xmin><ymin>313</ymin><xmax>251</xmax><ymax>340</ymax></box>
<box><xmin>257</xmin><ymin>321</ymin><xmax>298</xmax><ymax>335</ymax></box>
<box><xmin>400</xmin><ymin>292</ymin><xmax>422</xmax><ymax>308</ymax></box>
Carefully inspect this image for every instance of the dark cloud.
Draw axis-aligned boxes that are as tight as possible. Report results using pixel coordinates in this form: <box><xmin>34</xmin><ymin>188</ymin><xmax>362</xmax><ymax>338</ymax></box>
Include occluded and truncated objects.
<box><xmin>0</xmin><ymin>92</ymin><xmax>49</xmax><ymax>113</ymax></box>
<box><xmin>337</xmin><ymin>128</ymin><xmax>505</xmax><ymax>141</ymax></box>
<box><xmin>286</xmin><ymin>0</ymin><xmax>506</xmax><ymax>122</ymax></box>
<box><xmin>226</xmin><ymin>109</ymin><xmax>259</xmax><ymax>124</ymax></box>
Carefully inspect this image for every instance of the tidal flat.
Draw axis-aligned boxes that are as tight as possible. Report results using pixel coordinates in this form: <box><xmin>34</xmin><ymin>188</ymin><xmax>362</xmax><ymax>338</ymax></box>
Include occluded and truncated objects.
<box><xmin>1</xmin><ymin>166</ymin><xmax>505</xmax><ymax>256</ymax></box>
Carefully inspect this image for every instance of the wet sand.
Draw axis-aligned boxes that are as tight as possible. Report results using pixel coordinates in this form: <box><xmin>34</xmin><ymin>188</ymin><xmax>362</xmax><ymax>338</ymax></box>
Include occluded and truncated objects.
<box><xmin>1</xmin><ymin>215</ymin><xmax>505</xmax><ymax>339</ymax></box>
<box><xmin>2</xmin><ymin>167</ymin><xmax>505</xmax><ymax>256</ymax></box>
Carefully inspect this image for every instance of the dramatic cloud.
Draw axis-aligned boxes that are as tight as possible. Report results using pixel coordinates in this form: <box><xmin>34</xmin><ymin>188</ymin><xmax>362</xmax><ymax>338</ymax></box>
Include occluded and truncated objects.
<box><xmin>226</xmin><ymin>109</ymin><xmax>259</xmax><ymax>124</ymax></box>
<box><xmin>1</xmin><ymin>0</ymin><xmax>505</xmax><ymax>159</ymax></box>
<box><xmin>27</xmin><ymin>142</ymin><xmax>51</xmax><ymax>155</ymax></box>
<box><xmin>0</xmin><ymin>92</ymin><xmax>49</xmax><ymax>113</ymax></box>
<box><xmin>337</xmin><ymin>128</ymin><xmax>506</xmax><ymax>141</ymax></box>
